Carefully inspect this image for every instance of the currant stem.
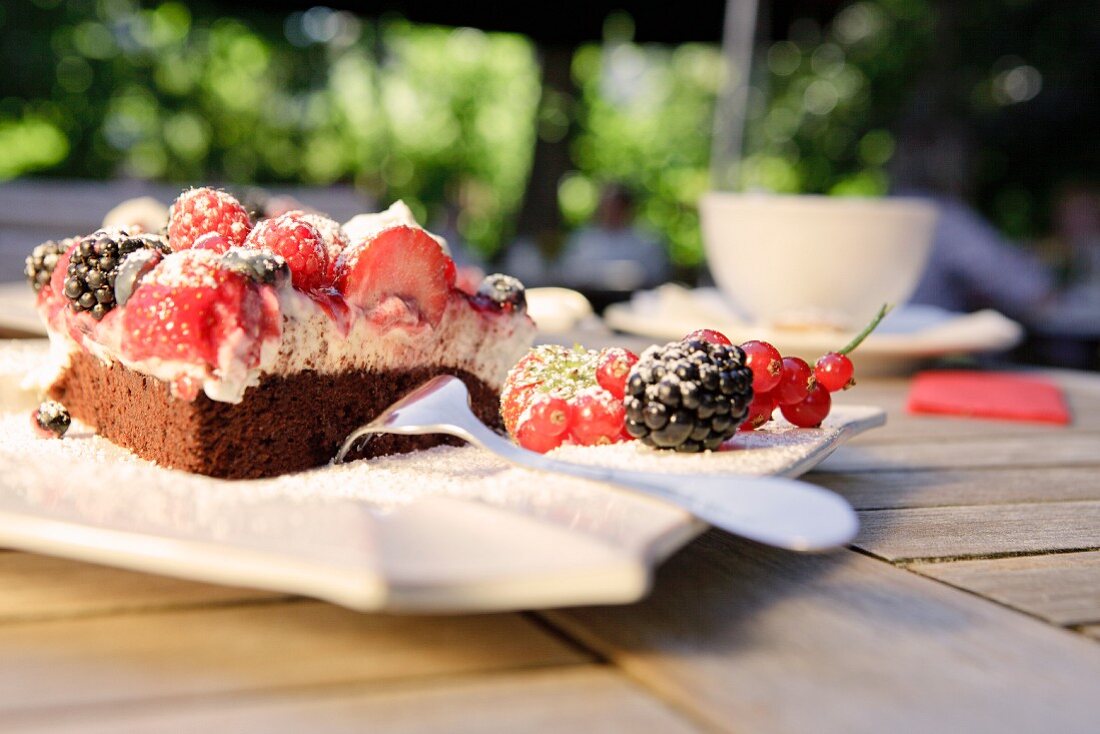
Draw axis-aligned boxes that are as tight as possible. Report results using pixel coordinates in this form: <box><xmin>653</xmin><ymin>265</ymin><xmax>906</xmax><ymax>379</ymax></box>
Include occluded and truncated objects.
<box><xmin>838</xmin><ymin>303</ymin><xmax>892</xmax><ymax>355</ymax></box>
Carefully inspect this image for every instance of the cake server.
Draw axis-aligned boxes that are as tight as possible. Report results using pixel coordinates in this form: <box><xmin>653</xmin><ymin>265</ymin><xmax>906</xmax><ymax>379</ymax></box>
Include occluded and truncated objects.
<box><xmin>335</xmin><ymin>375</ymin><xmax>859</xmax><ymax>551</ymax></box>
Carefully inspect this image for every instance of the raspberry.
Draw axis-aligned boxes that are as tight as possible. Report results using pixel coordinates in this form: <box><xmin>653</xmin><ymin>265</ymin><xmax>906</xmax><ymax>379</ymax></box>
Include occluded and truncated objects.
<box><xmin>121</xmin><ymin>250</ymin><xmax>276</xmax><ymax>368</ymax></box>
<box><xmin>294</xmin><ymin>212</ymin><xmax>349</xmax><ymax>276</ymax></box>
<box><xmin>334</xmin><ymin>226</ymin><xmax>455</xmax><ymax>328</ymax></box>
<box><xmin>167</xmin><ymin>187</ymin><xmax>252</xmax><ymax>252</ymax></box>
<box><xmin>568</xmin><ymin>388</ymin><xmax>626</xmax><ymax>446</ymax></box>
<box><xmin>244</xmin><ymin>212</ymin><xmax>328</xmax><ymax>291</ymax></box>
<box><xmin>192</xmin><ymin>232</ymin><xmax>231</xmax><ymax>253</ymax></box>
<box><xmin>595</xmin><ymin>347</ymin><xmax>639</xmax><ymax>399</ymax></box>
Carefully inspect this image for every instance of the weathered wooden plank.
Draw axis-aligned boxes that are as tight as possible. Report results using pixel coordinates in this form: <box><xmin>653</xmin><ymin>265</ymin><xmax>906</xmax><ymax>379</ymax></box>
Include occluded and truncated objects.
<box><xmin>855</xmin><ymin>502</ymin><xmax>1100</xmax><ymax>561</ymax></box>
<box><xmin>0</xmin><ymin>601</ymin><xmax>589</xmax><ymax>716</ymax></box>
<box><xmin>7</xmin><ymin>667</ymin><xmax>702</xmax><ymax>734</ymax></box>
<box><xmin>0</xmin><ymin>553</ymin><xmax>284</xmax><ymax>623</ymax></box>
<box><xmin>910</xmin><ymin>551</ymin><xmax>1100</xmax><ymax>626</ymax></box>
<box><xmin>542</xmin><ymin>531</ymin><xmax>1100</xmax><ymax>734</ymax></box>
<box><xmin>812</xmin><ymin>467</ymin><xmax>1100</xmax><ymax>510</ymax></box>
<box><xmin>818</xmin><ymin>434</ymin><xmax>1100</xmax><ymax>473</ymax></box>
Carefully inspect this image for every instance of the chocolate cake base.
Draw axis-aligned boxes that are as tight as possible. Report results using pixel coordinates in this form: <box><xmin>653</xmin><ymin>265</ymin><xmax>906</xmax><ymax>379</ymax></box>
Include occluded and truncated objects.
<box><xmin>49</xmin><ymin>351</ymin><xmax>503</xmax><ymax>479</ymax></box>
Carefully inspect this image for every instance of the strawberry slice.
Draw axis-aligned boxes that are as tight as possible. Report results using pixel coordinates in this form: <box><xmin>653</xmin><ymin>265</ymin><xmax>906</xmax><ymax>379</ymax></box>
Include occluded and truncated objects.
<box><xmin>333</xmin><ymin>226</ymin><xmax>455</xmax><ymax>328</ymax></box>
<box><xmin>121</xmin><ymin>251</ymin><xmax>273</xmax><ymax>368</ymax></box>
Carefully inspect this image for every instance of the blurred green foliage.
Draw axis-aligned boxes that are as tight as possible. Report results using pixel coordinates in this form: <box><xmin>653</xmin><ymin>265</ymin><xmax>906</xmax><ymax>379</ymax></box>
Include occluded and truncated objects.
<box><xmin>2</xmin><ymin>0</ymin><xmax>1094</xmax><ymax>263</ymax></box>
<box><xmin>2</xmin><ymin>0</ymin><xmax>539</xmax><ymax>256</ymax></box>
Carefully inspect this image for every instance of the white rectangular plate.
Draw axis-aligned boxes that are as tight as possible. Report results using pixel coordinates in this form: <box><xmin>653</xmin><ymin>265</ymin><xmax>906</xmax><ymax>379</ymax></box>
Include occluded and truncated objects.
<box><xmin>0</xmin><ymin>340</ymin><xmax>883</xmax><ymax>612</ymax></box>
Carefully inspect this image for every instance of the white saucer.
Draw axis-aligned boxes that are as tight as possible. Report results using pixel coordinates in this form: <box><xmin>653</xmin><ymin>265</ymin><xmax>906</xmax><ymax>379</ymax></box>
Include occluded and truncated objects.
<box><xmin>605</xmin><ymin>285</ymin><xmax>1024</xmax><ymax>375</ymax></box>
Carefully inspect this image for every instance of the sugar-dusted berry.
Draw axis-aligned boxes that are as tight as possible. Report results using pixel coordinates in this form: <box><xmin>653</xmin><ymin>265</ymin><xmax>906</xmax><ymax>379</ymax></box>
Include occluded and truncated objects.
<box><xmin>167</xmin><ymin>187</ymin><xmax>252</xmax><ymax>252</ymax></box>
<box><xmin>568</xmin><ymin>388</ymin><xmax>626</xmax><ymax>446</ymax></box>
<box><xmin>244</xmin><ymin>212</ymin><xmax>328</xmax><ymax>292</ymax></box>
<box><xmin>31</xmin><ymin>400</ymin><xmax>71</xmax><ymax>438</ymax></box>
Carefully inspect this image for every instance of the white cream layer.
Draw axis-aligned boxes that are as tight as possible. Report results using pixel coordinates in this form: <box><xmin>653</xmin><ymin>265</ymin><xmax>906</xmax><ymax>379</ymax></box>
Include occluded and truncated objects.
<box><xmin>47</xmin><ymin>283</ymin><xmax>535</xmax><ymax>404</ymax></box>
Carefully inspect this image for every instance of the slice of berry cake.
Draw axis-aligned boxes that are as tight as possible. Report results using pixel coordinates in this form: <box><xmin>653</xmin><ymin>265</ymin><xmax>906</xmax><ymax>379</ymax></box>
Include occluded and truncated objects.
<box><xmin>27</xmin><ymin>188</ymin><xmax>535</xmax><ymax>478</ymax></box>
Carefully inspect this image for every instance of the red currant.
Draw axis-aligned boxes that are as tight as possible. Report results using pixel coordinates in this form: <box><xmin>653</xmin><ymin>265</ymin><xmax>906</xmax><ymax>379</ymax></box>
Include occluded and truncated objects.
<box><xmin>740</xmin><ymin>390</ymin><xmax>778</xmax><ymax>431</ymax></box>
<box><xmin>516</xmin><ymin>420</ymin><xmax>566</xmax><ymax>453</ymax></box>
<box><xmin>683</xmin><ymin>328</ymin><xmax>732</xmax><ymax>346</ymax></box>
<box><xmin>568</xmin><ymin>389</ymin><xmax>626</xmax><ymax>446</ymax></box>
<box><xmin>595</xmin><ymin>347</ymin><xmax>639</xmax><ymax>399</ymax></box>
<box><xmin>527</xmin><ymin>394</ymin><xmax>570</xmax><ymax>437</ymax></box>
<box><xmin>775</xmin><ymin>356</ymin><xmax>813</xmax><ymax>406</ymax></box>
<box><xmin>780</xmin><ymin>383</ymin><xmax>832</xmax><ymax>427</ymax></box>
<box><xmin>740</xmin><ymin>340</ymin><xmax>784</xmax><ymax>393</ymax></box>
<box><xmin>814</xmin><ymin>352</ymin><xmax>854</xmax><ymax>392</ymax></box>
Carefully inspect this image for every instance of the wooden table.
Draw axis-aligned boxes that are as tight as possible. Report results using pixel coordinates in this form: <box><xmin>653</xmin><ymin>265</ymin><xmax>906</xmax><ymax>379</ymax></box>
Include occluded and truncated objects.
<box><xmin>2</xmin><ymin>373</ymin><xmax>1099</xmax><ymax>733</ymax></box>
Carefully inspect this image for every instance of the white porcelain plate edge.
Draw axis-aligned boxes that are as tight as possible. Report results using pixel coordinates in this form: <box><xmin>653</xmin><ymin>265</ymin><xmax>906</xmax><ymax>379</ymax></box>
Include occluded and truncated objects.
<box><xmin>0</xmin><ymin>341</ymin><xmax>884</xmax><ymax>613</ymax></box>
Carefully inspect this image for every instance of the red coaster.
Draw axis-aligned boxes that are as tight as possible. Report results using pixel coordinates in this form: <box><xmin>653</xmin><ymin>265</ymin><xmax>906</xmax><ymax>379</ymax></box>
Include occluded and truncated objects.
<box><xmin>906</xmin><ymin>370</ymin><xmax>1070</xmax><ymax>425</ymax></box>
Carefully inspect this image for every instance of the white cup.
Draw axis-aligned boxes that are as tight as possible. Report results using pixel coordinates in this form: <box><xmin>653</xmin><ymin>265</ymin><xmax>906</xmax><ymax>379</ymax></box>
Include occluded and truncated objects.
<box><xmin>700</xmin><ymin>193</ymin><xmax>939</xmax><ymax>329</ymax></box>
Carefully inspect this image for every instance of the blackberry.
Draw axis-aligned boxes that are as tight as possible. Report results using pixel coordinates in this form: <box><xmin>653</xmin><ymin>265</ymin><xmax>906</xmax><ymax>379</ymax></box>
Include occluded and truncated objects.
<box><xmin>62</xmin><ymin>229</ymin><xmax>167</xmax><ymax>320</ymax></box>
<box><xmin>624</xmin><ymin>339</ymin><xmax>754</xmax><ymax>452</ymax></box>
<box><xmin>32</xmin><ymin>400</ymin><xmax>71</xmax><ymax>439</ymax></box>
<box><xmin>476</xmin><ymin>273</ymin><xmax>526</xmax><ymax>313</ymax></box>
<box><xmin>25</xmin><ymin>238</ymin><xmax>73</xmax><ymax>293</ymax></box>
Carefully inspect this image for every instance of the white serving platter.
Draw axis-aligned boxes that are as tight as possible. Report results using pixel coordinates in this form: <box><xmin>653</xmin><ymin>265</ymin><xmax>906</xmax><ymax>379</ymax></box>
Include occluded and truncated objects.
<box><xmin>0</xmin><ymin>340</ymin><xmax>883</xmax><ymax>612</ymax></box>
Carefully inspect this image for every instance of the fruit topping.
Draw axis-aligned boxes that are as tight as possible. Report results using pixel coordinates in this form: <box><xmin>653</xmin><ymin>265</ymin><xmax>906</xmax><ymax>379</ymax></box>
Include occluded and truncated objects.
<box><xmin>221</xmin><ymin>248</ymin><xmax>291</xmax><ymax>288</ymax></box>
<box><xmin>293</xmin><ymin>212</ymin><xmax>349</xmax><ymax>278</ymax></box>
<box><xmin>244</xmin><ymin>212</ymin><xmax>328</xmax><ymax>291</ymax></box>
<box><xmin>113</xmin><ymin>248</ymin><xmax>165</xmax><ymax>307</ymax></box>
<box><xmin>32</xmin><ymin>400</ymin><xmax>71</xmax><ymax>438</ymax></box>
<box><xmin>501</xmin><ymin>344</ymin><xmax>632</xmax><ymax>452</ymax></box>
<box><xmin>474</xmin><ymin>273</ymin><xmax>526</xmax><ymax>314</ymax></box>
<box><xmin>683</xmin><ymin>328</ymin><xmax>732</xmax><ymax>346</ymax></box>
<box><xmin>121</xmin><ymin>249</ymin><xmax>273</xmax><ymax>367</ymax></box>
<box><xmin>25</xmin><ymin>239</ymin><xmax>73</xmax><ymax>294</ymax></box>
<box><xmin>775</xmin><ymin>356</ymin><xmax>814</xmax><ymax>406</ymax></box>
<box><xmin>595</xmin><ymin>347</ymin><xmax>639</xmax><ymax>399</ymax></box>
<box><xmin>741</xmin><ymin>389</ymin><xmax>779</xmax><ymax>431</ymax></box>
<box><xmin>814</xmin><ymin>351</ymin><xmax>855</xmax><ymax>392</ymax></box>
<box><xmin>62</xmin><ymin>229</ymin><xmax>168</xmax><ymax>320</ymax></box>
<box><xmin>740</xmin><ymin>339</ymin><xmax>784</xmax><ymax>393</ymax></box>
<box><xmin>192</xmin><ymin>232</ymin><xmax>231</xmax><ymax>253</ymax></box>
<box><xmin>780</xmin><ymin>382</ymin><xmax>832</xmax><ymax>428</ymax></box>
<box><xmin>568</xmin><ymin>388</ymin><xmax>627</xmax><ymax>446</ymax></box>
<box><xmin>334</xmin><ymin>225</ymin><xmax>456</xmax><ymax>328</ymax></box>
<box><xmin>624</xmin><ymin>338</ymin><xmax>754</xmax><ymax>452</ymax></box>
<box><xmin>167</xmin><ymin>187</ymin><xmax>253</xmax><ymax>252</ymax></box>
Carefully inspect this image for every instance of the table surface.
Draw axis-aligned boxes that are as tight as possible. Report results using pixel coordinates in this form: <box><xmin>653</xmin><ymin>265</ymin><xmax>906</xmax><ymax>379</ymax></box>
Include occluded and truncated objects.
<box><xmin>2</xmin><ymin>370</ymin><xmax>1099</xmax><ymax>732</ymax></box>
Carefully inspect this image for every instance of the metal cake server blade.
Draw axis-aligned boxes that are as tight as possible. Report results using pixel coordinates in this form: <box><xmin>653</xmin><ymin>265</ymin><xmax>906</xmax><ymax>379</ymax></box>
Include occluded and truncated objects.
<box><xmin>336</xmin><ymin>375</ymin><xmax>859</xmax><ymax>551</ymax></box>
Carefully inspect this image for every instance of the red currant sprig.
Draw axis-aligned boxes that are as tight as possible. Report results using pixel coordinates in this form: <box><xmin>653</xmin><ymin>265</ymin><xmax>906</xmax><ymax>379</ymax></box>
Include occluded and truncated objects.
<box><xmin>814</xmin><ymin>303</ymin><xmax>892</xmax><ymax>394</ymax></box>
